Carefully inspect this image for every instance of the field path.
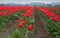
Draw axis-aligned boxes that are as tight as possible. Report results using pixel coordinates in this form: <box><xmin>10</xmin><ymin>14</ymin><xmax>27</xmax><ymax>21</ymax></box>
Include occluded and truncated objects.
<box><xmin>34</xmin><ymin>10</ymin><xmax>52</xmax><ymax>38</ymax></box>
<box><xmin>0</xmin><ymin>20</ymin><xmax>16</xmax><ymax>38</ymax></box>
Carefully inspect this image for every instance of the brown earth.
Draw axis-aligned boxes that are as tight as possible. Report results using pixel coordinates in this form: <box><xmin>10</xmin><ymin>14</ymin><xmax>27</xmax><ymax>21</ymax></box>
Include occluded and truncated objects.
<box><xmin>35</xmin><ymin>12</ymin><xmax>48</xmax><ymax>38</ymax></box>
<box><xmin>34</xmin><ymin>10</ymin><xmax>53</xmax><ymax>38</ymax></box>
<box><xmin>0</xmin><ymin>20</ymin><xmax>16</xmax><ymax>38</ymax></box>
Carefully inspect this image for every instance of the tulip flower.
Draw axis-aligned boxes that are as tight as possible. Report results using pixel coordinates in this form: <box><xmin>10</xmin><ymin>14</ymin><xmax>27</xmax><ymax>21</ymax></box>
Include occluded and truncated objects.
<box><xmin>28</xmin><ymin>24</ymin><xmax>34</xmax><ymax>31</ymax></box>
<box><xmin>3</xmin><ymin>12</ymin><xmax>6</xmax><ymax>17</ymax></box>
<box><xmin>22</xmin><ymin>13</ymin><xmax>26</xmax><ymax>16</ymax></box>
<box><xmin>52</xmin><ymin>16</ymin><xmax>59</xmax><ymax>22</ymax></box>
<box><xmin>0</xmin><ymin>12</ymin><xmax>3</xmax><ymax>16</ymax></box>
<box><xmin>18</xmin><ymin>24</ymin><xmax>24</xmax><ymax>28</ymax></box>
<box><xmin>16</xmin><ymin>18</ymin><xmax>22</xmax><ymax>23</ymax></box>
<box><xmin>46</xmin><ymin>12</ymin><xmax>57</xmax><ymax>17</ymax></box>
<box><xmin>22</xmin><ymin>20</ymin><xmax>27</xmax><ymax>25</ymax></box>
<box><xmin>8</xmin><ymin>11</ymin><xmax>13</xmax><ymax>16</ymax></box>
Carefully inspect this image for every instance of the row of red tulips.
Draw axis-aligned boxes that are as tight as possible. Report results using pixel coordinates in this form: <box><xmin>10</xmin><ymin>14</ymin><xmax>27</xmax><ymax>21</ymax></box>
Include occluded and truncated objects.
<box><xmin>0</xmin><ymin>6</ymin><xmax>35</xmax><ymax>32</ymax></box>
<box><xmin>0</xmin><ymin>6</ymin><xmax>59</xmax><ymax>23</ymax></box>
<box><xmin>1</xmin><ymin>6</ymin><xmax>59</xmax><ymax>30</ymax></box>
<box><xmin>0</xmin><ymin>6</ymin><xmax>34</xmax><ymax>11</ymax></box>
<box><xmin>38</xmin><ymin>7</ymin><xmax>60</xmax><ymax>38</ymax></box>
<box><xmin>0</xmin><ymin>6</ymin><xmax>35</xmax><ymax>38</ymax></box>
<box><xmin>40</xmin><ymin>7</ymin><xmax>60</xmax><ymax>12</ymax></box>
<box><xmin>38</xmin><ymin>7</ymin><xmax>60</xmax><ymax>22</ymax></box>
<box><xmin>0</xmin><ymin>6</ymin><xmax>34</xmax><ymax>16</ymax></box>
<box><xmin>16</xmin><ymin>8</ymin><xmax>34</xmax><ymax>31</ymax></box>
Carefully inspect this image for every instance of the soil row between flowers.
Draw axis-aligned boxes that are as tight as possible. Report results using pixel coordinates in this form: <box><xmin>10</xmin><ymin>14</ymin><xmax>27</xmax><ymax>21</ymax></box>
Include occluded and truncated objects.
<box><xmin>34</xmin><ymin>10</ymin><xmax>50</xmax><ymax>38</ymax></box>
<box><xmin>0</xmin><ymin>20</ymin><xmax>16</xmax><ymax>38</ymax></box>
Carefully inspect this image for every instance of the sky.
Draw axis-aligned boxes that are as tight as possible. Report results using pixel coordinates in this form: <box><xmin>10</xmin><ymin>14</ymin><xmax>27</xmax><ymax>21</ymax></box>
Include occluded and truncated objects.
<box><xmin>0</xmin><ymin>0</ymin><xmax>60</xmax><ymax>4</ymax></box>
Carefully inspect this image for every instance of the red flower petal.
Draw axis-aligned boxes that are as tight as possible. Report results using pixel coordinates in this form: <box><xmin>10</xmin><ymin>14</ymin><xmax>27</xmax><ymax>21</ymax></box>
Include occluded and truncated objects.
<box><xmin>3</xmin><ymin>12</ymin><xmax>6</xmax><ymax>17</ymax></box>
<box><xmin>22</xmin><ymin>21</ymin><xmax>27</xmax><ymax>25</ymax></box>
<box><xmin>28</xmin><ymin>24</ymin><xmax>34</xmax><ymax>31</ymax></box>
<box><xmin>52</xmin><ymin>16</ymin><xmax>59</xmax><ymax>22</ymax></box>
<box><xmin>18</xmin><ymin>24</ymin><xmax>24</xmax><ymax>28</ymax></box>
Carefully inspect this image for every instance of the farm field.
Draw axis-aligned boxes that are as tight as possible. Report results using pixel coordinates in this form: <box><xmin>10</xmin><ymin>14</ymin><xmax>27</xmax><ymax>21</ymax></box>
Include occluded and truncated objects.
<box><xmin>0</xmin><ymin>6</ymin><xmax>60</xmax><ymax>38</ymax></box>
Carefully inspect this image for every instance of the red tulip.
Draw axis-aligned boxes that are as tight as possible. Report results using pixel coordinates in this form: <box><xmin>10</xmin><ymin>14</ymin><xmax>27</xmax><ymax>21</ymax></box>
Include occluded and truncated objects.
<box><xmin>46</xmin><ymin>12</ymin><xmax>56</xmax><ymax>17</ymax></box>
<box><xmin>25</xmin><ymin>13</ymin><xmax>30</xmax><ymax>17</ymax></box>
<box><xmin>28</xmin><ymin>24</ymin><xmax>34</xmax><ymax>31</ymax></box>
<box><xmin>22</xmin><ymin>13</ymin><xmax>26</xmax><ymax>16</ymax></box>
<box><xmin>25</xmin><ymin>12</ymin><xmax>32</xmax><ymax>17</ymax></box>
<box><xmin>52</xmin><ymin>16</ymin><xmax>59</xmax><ymax>22</ymax></box>
<box><xmin>18</xmin><ymin>24</ymin><xmax>24</xmax><ymax>28</ymax></box>
<box><xmin>3</xmin><ymin>12</ymin><xmax>6</xmax><ymax>16</ymax></box>
<box><xmin>8</xmin><ymin>11</ymin><xmax>13</xmax><ymax>16</ymax></box>
<box><xmin>0</xmin><ymin>12</ymin><xmax>3</xmax><ymax>16</ymax></box>
<box><xmin>22</xmin><ymin>21</ymin><xmax>27</xmax><ymax>25</ymax></box>
<box><xmin>25</xmin><ymin>9</ymin><xmax>33</xmax><ymax>17</ymax></box>
<box><xmin>16</xmin><ymin>18</ymin><xmax>22</xmax><ymax>23</ymax></box>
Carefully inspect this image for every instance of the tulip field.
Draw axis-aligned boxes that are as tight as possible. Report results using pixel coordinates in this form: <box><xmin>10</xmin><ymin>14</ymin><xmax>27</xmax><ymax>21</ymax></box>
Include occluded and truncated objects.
<box><xmin>0</xmin><ymin>6</ymin><xmax>60</xmax><ymax>38</ymax></box>
<box><xmin>37</xmin><ymin>7</ymin><xmax>60</xmax><ymax>38</ymax></box>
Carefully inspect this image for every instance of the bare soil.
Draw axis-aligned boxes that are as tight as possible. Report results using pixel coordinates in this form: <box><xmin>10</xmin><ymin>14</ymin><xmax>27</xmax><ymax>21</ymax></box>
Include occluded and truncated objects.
<box><xmin>0</xmin><ymin>20</ymin><xmax>16</xmax><ymax>38</ymax></box>
<box><xmin>35</xmin><ymin>12</ymin><xmax>48</xmax><ymax>38</ymax></box>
